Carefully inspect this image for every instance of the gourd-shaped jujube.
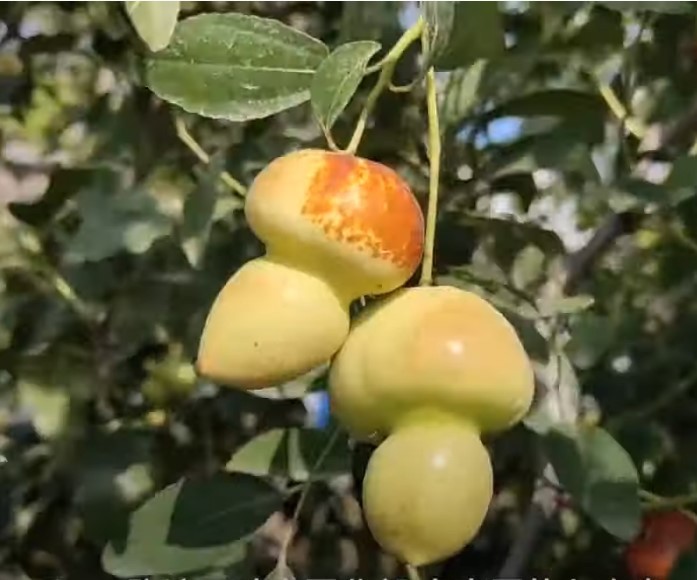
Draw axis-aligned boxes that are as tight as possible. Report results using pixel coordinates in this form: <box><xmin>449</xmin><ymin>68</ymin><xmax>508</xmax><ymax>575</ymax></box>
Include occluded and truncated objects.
<box><xmin>196</xmin><ymin>149</ymin><xmax>425</xmax><ymax>389</ymax></box>
<box><xmin>329</xmin><ymin>286</ymin><xmax>536</xmax><ymax>566</ymax></box>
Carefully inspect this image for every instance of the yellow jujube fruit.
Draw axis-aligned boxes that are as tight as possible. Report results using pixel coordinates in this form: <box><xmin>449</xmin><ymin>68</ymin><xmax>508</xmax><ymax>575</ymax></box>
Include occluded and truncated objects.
<box><xmin>328</xmin><ymin>285</ymin><xmax>536</xmax><ymax>566</ymax></box>
<box><xmin>196</xmin><ymin>149</ymin><xmax>425</xmax><ymax>389</ymax></box>
<box><xmin>362</xmin><ymin>418</ymin><xmax>493</xmax><ymax>567</ymax></box>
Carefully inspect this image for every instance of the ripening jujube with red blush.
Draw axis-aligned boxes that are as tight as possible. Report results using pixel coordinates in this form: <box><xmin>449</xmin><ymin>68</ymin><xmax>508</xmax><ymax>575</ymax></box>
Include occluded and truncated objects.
<box><xmin>329</xmin><ymin>286</ymin><xmax>535</xmax><ymax>566</ymax></box>
<box><xmin>625</xmin><ymin>510</ymin><xmax>697</xmax><ymax>580</ymax></box>
<box><xmin>196</xmin><ymin>149</ymin><xmax>424</xmax><ymax>389</ymax></box>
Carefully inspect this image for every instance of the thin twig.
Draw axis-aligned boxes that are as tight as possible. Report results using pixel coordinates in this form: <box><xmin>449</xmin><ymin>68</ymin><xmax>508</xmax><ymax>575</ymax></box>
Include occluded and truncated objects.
<box><xmin>419</xmin><ymin>65</ymin><xmax>441</xmax><ymax>287</ymax></box>
<box><xmin>280</xmin><ymin>428</ymin><xmax>341</xmax><ymax>557</ymax></box>
<box><xmin>609</xmin><ymin>364</ymin><xmax>697</xmax><ymax>427</ymax></box>
<box><xmin>406</xmin><ymin>564</ymin><xmax>422</xmax><ymax>580</ymax></box>
<box><xmin>345</xmin><ymin>18</ymin><xmax>424</xmax><ymax>154</ymax></box>
<box><xmin>174</xmin><ymin>117</ymin><xmax>247</xmax><ymax>197</ymax></box>
<box><xmin>597</xmin><ymin>81</ymin><xmax>648</xmax><ymax>140</ymax></box>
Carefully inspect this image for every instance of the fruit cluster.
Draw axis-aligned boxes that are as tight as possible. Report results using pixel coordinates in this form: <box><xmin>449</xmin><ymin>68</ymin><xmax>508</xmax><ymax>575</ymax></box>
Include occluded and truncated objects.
<box><xmin>196</xmin><ymin>149</ymin><xmax>536</xmax><ymax>566</ymax></box>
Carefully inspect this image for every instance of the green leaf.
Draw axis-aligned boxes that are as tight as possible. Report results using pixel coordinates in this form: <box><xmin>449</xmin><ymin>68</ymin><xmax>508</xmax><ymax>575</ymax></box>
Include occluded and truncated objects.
<box><xmin>146</xmin><ymin>13</ymin><xmax>328</xmax><ymax>121</ymax></box>
<box><xmin>483</xmin><ymin>89</ymin><xmax>606</xmax><ymax>123</ymax></box>
<box><xmin>16</xmin><ymin>354</ymin><xmax>93</xmax><ymax>440</ymax></box>
<box><xmin>180</xmin><ymin>159</ymin><xmax>224</xmax><ymax>268</ymax></box>
<box><xmin>441</xmin><ymin>59</ymin><xmax>488</xmax><ymax>128</ymax></box>
<box><xmin>566</xmin><ymin>313</ymin><xmax>615</xmax><ymax>370</ymax></box>
<box><xmin>596</xmin><ymin>1</ymin><xmax>694</xmax><ymax>14</ymax></box>
<box><xmin>65</xmin><ymin>173</ymin><xmax>171</xmax><ymax>263</ymax></box>
<box><xmin>17</xmin><ymin>375</ymin><xmax>71</xmax><ymax>439</ymax></box>
<box><xmin>125</xmin><ymin>0</ymin><xmax>180</xmax><ymax>52</ymax></box>
<box><xmin>452</xmin><ymin>213</ymin><xmax>567</xmax><ymax>256</ymax></box>
<box><xmin>669</xmin><ymin>549</ymin><xmax>697</xmax><ymax>580</ymax></box>
<box><xmin>610</xmin><ymin>177</ymin><xmax>666</xmax><ymax>212</ymax></box>
<box><xmin>663</xmin><ymin>157</ymin><xmax>697</xmax><ymax>206</ymax></box>
<box><xmin>338</xmin><ymin>2</ymin><xmax>401</xmax><ymax>43</ymax></box>
<box><xmin>542</xmin><ymin>424</ymin><xmax>642</xmax><ymax>540</ymax></box>
<box><xmin>168</xmin><ymin>473</ymin><xmax>283</xmax><ymax>548</ymax></box>
<box><xmin>226</xmin><ymin>430</ymin><xmax>287</xmax><ymax>478</ymax></box>
<box><xmin>422</xmin><ymin>1</ymin><xmax>505</xmax><ymax>71</ymax></box>
<box><xmin>102</xmin><ymin>478</ymin><xmax>249</xmax><ymax>578</ymax></box>
<box><xmin>511</xmin><ymin>245</ymin><xmax>546</xmax><ymax>290</ymax></box>
<box><xmin>524</xmin><ymin>351</ymin><xmax>581</xmax><ymax>434</ymax></box>
<box><xmin>74</xmin><ymin>428</ymin><xmax>155</xmax><ymax>547</ymax></box>
<box><xmin>537</xmin><ymin>295</ymin><xmax>595</xmax><ymax>317</ymax></box>
<box><xmin>226</xmin><ymin>427</ymin><xmax>350</xmax><ymax>481</ymax></box>
<box><xmin>311</xmin><ymin>41</ymin><xmax>381</xmax><ymax>130</ymax></box>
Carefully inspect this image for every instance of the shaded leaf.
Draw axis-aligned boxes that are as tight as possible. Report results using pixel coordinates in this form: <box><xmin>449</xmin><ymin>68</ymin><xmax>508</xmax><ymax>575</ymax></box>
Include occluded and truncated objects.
<box><xmin>669</xmin><ymin>549</ymin><xmax>697</xmax><ymax>580</ymax></box>
<box><xmin>525</xmin><ymin>350</ymin><xmax>581</xmax><ymax>434</ymax></box>
<box><xmin>9</xmin><ymin>168</ymin><xmax>88</xmax><ymax>226</ymax></box>
<box><xmin>566</xmin><ymin>313</ymin><xmax>615</xmax><ymax>370</ymax></box>
<box><xmin>338</xmin><ymin>2</ymin><xmax>401</xmax><ymax>43</ymax></box>
<box><xmin>180</xmin><ymin>159</ymin><xmax>223</xmax><ymax>268</ymax></box>
<box><xmin>512</xmin><ymin>245</ymin><xmax>546</xmax><ymax>290</ymax></box>
<box><xmin>65</xmin><ymin>173</ymin><xmax>171</xmax><ymax>263</ymax></box>
<box><xmin>125</xmin><ymin>0</ymin><xmax>180</xmax><ymax>52</ymax></box>
<box><xmin>596</xmin><ymin>1</ymin><xmax>694</xmax><ymax>14</ymax></box>
<box><xmin>537</xmin><ymin>295</ymin><xmax>595</xmax><ymax>318</ymax></box>
<box><xmin>422</xmin><ymin>1</ymin><xmax>505</xmax><ymax>70</ymax></box>
<box><xmin>146</xmin><ymin>13</ymin><xmax>328</xmax><ymax>121</ymax></box>
<box><xmin>168</xmin><ymin>473</ymin><xmax>283</xmax><ymax>547</ymax></box>
<box><xmin>610</xmin><ymin>177</ymin><xmax>666</xmax><ymax>212</ymax></box>
<box><xmin>74</xmin><ymin>428</ymin><xmax>155</xmax><ymax>546</ymax></box>
<box><xmin>17</xmin><ymin>376</ymin><xmax>71</xmax><ymax>439</ymax></box>
<box><xmin>484</xmin><ymin>89</ymin><xmax>606</xmax><ymax>124</ymax></box>
<box><xmin>226</xmin><ymin>427</ymin><xmax>350</xmax><ymax>481</ymax></box>
<box><xmin>453</xmin><ymin>212</ymin><xmax>567</xmax><ymax>256</ymax></box>
<box><xmin>102</xmin><ymin>478</ymin><xmax>249</xmax><ymax>578</ymax></box>
<box><xmin>488</xmin><ymin>127</ymin><xmax>602</xmax><ymax>179</ymax></box>
<box><xmin>441</xmin><ymin>59</ymin><xmax>488</xmax><ymax>128</ymax></box>
<box><xmin>311</xmin><ymin>41</ymin><xmax>380</xmax><ymax>130</ymax></box>
<box><xmin>542</xmin><ymin>424</ymin><xmax>641</xmax><ymax>540</ymax></box>
<box><xmin>663</xmin><ymin>156</ymin><xmax>697</xmax><ymax>206</ymax></box>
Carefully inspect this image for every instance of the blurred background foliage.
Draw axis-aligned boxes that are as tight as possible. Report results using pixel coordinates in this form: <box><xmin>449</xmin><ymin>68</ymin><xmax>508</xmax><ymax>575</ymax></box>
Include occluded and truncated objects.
<box><xmin>3</xmin><ymin>1</ymin><xmax>697</xmax><ymax>579</ymax></box>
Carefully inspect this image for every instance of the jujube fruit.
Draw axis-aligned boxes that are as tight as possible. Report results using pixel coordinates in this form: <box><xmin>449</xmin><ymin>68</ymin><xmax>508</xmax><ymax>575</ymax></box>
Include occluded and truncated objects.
<box><xmin>329</xmin><ymin>286</ymin><xmax>535</xmax><ymax>566</ymax></box>
<box><xmin>196</xmin><ymin>149</ymin><xmax>425</xmax><ymax>389</ymax></box>
<box><xmin>625</xmin><ymin>510</ymin><xmax>697</xmax><ymax>580</ymax></box>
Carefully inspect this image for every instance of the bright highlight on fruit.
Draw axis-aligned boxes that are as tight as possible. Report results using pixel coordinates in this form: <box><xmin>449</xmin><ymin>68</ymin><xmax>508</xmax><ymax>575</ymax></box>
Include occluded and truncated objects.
<box><xmin>196</xmin><ymin>149</ymin><xmax>425</xmax><ymax>389</ymax></box>
<box><xmin>329</xmin><ymin>286</ymin><xmax>536</xmax><ymax>566</ymax></box>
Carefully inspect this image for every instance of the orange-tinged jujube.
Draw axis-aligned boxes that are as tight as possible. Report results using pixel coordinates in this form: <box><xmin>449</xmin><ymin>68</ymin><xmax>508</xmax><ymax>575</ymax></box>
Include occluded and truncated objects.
<box><xmin>196</xmin><ymin>149</ymin><xmax>424</xmax><ymax>389</ymax></box>
<box><xmin>328</xmin><ymin>285</ymin><xmax>535</xmax><ymax>566</ymax></box>
<box><xmin>625</xmin><ymin>510</ymin><xmax>697</xmax><ymax>580</ymax></box>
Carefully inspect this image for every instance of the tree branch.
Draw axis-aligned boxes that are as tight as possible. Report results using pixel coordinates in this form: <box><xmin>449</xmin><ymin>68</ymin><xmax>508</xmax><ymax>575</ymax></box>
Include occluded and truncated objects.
<box><xmin>491</xmin><ymin>93</ymin><xmax>697</xmax><ymax>580</ymax></box>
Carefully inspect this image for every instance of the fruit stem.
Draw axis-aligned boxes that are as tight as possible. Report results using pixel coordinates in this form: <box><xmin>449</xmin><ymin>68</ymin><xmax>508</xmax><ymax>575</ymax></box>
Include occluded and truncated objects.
<box><xmin>175</xmin><ymin>117</ymin><xmax>247</xmax><ymax>198</ymax></box>
<box><xmin>640</xmin><ymin>489</ymin><xmax>697</xmax><ymax>511</ymax></box>
<box><xmin>418</xmin><ymin>63</ymin><xmax>441</xmax><ymax>287</ymax></box>
<box><xmin>280</xmin><ymin>428</ymin><xmax>341</xmax><ymax>556</ymax></box>
<box><xmin>345</xmin><ymin>17</ymin><xmax>424</xmax><ymax>155</ymax></box>
<box><xmin>406</xmin><ymin>564</ymin><xmax>422</xmax><ymax>580</ymax></box>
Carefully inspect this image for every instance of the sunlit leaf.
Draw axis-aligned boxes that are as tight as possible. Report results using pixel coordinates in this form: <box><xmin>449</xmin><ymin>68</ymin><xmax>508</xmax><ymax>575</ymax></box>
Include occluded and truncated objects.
<box><xmin>102</xmin><ymin>477</ymin><xmax>252</xmax><ymax>577</ymax></box>
<box><xmin>311</xmin><ymin>41</ymin><xmax>380</xmax><ymax>130</ymax></box>
<box><xmin>146</xmin><ymin>13</ymin><xmax>328</xmax><ymax>121</ymax></box>
<box><xmin>125</xmin><ymin>0</ymin><xmax>180</xmax><ymax>52</ymax></box>
<box><xmin>226</xmin><ymin>427</ymin><xmax>350</xmax><ymax>481</ymax></box>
